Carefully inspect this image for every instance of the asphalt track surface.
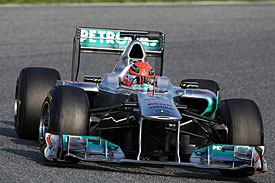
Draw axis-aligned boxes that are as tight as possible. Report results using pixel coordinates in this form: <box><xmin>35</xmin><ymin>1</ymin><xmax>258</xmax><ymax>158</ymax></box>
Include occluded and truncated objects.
<box><xmin>0</xmin><ymin>2</ymin><xmax>275</xmax><ymax>183</ymax></box>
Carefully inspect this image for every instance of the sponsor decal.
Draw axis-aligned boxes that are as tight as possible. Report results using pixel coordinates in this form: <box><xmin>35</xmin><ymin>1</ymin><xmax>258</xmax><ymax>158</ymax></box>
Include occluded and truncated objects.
<box><xmin>46</xmin><ymin>134</ymin><xmax>52</xmax><ymax>146</ymax></box>
<box><xmin>213</xmin><ymin>145</ymin><xmax>222</xmax><ymax>150</ymax></box>
<box><xmin>153</xmin><ymin>109</ymin><xmax>171</xmax><ymax>115</ymax></box>
<box><xmin>80</xmin><ymin>29</ymin><xmax>160</xmax><ymax>52</ymax></box>
<box><xmin>194</xmin><ymin>151</ymin><xmax>205</xmax><ymax>156</ymax></box>
<box><xmin>149</xmin><ymin>105</ymin><xmax>174</xmax><ymax>110</ymax></box>
<box><xmin>254</xmin><ymin>155</ymin><xmax>260</xmax><ymax>163</ymax></box>
<box><xmin>46</xmin><ymin>93</ymin><xmax>52</xmax><ymax>101</ymax></box>
<box><xmin>145</xmin><ymin>99</ymin><xmax>174</xmax><ymax>111</ymax></box>
<box><xmin>180</xmin><ymin>83</ymin><xmax>199</xmax><ymax>88</ymax></box>
<box><xmin>16</xmin><ymin>99</ymin><xmax>21</xmax><ymax>125</ymax></box>
<box><xmin>145</xmin><ymin>100</ymin><xmax>171</xmax><ymax>105</ymax></box>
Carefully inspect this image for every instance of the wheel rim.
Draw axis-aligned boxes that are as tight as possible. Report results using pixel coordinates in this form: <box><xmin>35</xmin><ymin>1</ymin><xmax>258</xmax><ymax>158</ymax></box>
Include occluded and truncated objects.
<box><xmin>14</xmin><ymin>80</ymin><xmax>19</xmax><ymax>123</ymax></box>
<box><xmin>39</xmin><ymin>101</ymin><xmax>50</xmax><ymax>144</ymax></box>
<box><xmin>14</xmin><ymin>100</ymin><xmax>18</xmax><ymax>122</ymax></box>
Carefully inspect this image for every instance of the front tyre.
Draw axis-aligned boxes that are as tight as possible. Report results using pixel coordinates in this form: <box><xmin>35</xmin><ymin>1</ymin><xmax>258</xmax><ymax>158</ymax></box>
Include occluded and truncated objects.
<box><xmin>39</xmin><ymin>86</ymin><xmax>90</xmax><ymax>162</ymax></box>
<box><xmin>217</xmin><ymin>99</ymin><xmax>264</xmax><ymax>177</ymax></box>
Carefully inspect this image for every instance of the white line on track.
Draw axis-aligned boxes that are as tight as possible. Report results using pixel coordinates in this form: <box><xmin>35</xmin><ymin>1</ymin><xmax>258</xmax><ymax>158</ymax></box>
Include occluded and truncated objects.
<box><xmin>0</xmin><ymin>1</ymin><xmax>275</xmax><ymax>8</ymax></box>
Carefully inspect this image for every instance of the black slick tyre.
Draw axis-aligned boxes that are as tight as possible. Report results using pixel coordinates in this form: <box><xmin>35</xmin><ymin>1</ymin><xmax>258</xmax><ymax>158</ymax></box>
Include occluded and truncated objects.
<box><xmin>39</xmin><ymin>86</ymin><xmax>90</xmax><ymax>162</ymax></box>
<box><xmin>14</xmin><ymin>67</ymin><xmax>60</xmax><ymax>140</ymax></box>
<box><xmin>217</xmin><ymin>99</ymin><xmax>264</xmax><ymax>177</ymax></box>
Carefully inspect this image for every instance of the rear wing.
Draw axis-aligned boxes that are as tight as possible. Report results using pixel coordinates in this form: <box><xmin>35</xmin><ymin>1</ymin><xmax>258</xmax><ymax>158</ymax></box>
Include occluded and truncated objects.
<box><xmin>72</xmin><ymin>27</ymin><xmax>165</xmax><ymax>81</ymax></box>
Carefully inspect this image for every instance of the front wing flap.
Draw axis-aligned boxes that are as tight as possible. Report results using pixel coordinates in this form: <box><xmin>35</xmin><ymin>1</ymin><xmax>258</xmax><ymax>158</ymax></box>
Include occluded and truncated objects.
<box><xmin>43</xmin><ymin>133</ymin><xmax>267</xmax><ymax>173</ymax></box>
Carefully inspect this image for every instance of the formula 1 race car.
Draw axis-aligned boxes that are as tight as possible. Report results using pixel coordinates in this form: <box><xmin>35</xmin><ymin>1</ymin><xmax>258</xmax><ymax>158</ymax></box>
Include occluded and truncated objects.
<box><xmin>14</xmin><ymin>27</ymin><xmax>267</xmax><ymax>177</ymax></box>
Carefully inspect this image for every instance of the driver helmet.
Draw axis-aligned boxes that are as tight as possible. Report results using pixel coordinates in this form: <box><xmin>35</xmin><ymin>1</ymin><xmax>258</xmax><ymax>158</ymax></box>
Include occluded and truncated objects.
<box><xmin>124</xmin><ymin>62</ymin><xmax>156</xmax><ymax>86</ymax></box>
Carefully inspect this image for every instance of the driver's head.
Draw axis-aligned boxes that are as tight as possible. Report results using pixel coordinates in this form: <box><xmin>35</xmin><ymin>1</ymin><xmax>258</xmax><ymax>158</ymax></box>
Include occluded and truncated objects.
<box><xmin>124</xmin><ymin>62</ymin><xmax>155</xmax><ymax>86</ymax></box>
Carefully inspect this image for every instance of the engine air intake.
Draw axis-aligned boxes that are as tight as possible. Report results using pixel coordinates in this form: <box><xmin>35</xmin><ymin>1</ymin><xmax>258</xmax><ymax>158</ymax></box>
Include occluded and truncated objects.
<box><xmin>129</xmin><ymin>43</ymin><xmax>144</xmax><ymax>59</ymax></box>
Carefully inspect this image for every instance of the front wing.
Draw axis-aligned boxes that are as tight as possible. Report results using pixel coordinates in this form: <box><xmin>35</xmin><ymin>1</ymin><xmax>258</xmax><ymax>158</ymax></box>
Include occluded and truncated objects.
<box><xmin>43</xmin><ymin>133</ymin><xmax>267</xmax><ymax>173</ymax></box>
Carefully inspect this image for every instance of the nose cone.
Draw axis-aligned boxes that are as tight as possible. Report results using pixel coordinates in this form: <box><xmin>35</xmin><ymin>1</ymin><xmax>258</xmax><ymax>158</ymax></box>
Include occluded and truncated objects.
<box><xmin>137</xmin><ymin>92</ymin><xmax>182</xmax><ymax>122</ymax></box>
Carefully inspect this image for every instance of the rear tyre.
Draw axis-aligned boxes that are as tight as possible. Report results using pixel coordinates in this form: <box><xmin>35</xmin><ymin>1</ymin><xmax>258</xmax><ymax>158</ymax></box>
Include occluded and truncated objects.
<box><xmin>39</xmin><ymin>86</ymin><xmax>90</xmax><ymax>163</ymax></box>
<box><xmin>217</xmin><ymin>99</ymin><xmax>264</xmax><ymax>177</ymax></box>
<box><xmin>14</xmin><ymin>67</ymin><xmax>60</xmax><ymax>140</ymax></box>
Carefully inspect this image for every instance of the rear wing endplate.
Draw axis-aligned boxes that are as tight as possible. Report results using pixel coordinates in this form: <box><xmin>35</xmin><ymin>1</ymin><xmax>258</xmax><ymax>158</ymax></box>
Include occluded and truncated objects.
<box><xmin>72</xmin><ymin>27</ymin><xmax>165</xmax><ymax>81</ymax></box>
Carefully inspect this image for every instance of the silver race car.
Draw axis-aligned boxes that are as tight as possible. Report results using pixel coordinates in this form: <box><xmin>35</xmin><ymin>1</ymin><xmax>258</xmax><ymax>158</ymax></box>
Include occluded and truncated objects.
<box><xmin>14</xmin><ymin>27</ymin><xmax>267</xmax><ymax>177</ymax></box>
